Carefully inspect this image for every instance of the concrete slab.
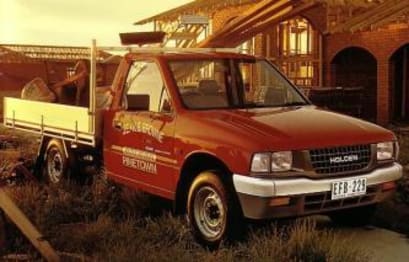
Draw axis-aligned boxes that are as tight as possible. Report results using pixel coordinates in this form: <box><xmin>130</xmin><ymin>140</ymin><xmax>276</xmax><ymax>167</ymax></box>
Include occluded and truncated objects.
<box><xmin>315</xmin><ymin>216</ymin><xmax>409</xmax><ymax>262</ymax></box>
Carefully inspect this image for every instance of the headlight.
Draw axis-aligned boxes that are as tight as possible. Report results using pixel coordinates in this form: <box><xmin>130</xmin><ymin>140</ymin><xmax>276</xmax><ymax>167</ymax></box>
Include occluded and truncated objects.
<box><xmin>377</xmin><ymin>142</ymin><xmax>394</xmax><ymax>161</ymax></box>
<box><xmin>271</xmin><ymin>151</ymin><xmax>292</xmax><ymax>172</ymax></box>
<box><xmin>250</xmin><ymin>153</ymin><xmax>271</xmax><ymax>172</ymax></box>
<box><xmin>250</xmin><ymin>151</ymin><xmax>293</xmax><ymax>173</ymax></box>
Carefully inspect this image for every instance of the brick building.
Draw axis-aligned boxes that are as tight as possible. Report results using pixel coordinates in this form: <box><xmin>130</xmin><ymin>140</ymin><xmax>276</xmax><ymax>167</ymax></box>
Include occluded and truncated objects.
<box><xmin>135</xmin><ymin>0</ymin><xmax>409</xmax><ymax>125</ymax></box>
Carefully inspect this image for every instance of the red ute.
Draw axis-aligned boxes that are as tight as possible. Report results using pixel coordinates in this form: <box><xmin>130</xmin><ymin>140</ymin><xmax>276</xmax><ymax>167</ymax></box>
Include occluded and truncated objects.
<box><xmin>4</xmin><ymin>50</ymin><xmax>402</xmax><ymax>247</ymax></box>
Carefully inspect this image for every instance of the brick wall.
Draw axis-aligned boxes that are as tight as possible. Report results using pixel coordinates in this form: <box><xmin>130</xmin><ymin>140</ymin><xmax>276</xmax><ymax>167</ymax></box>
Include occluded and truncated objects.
<box><xmin>324</xmin><ymin>25</ymin><xmax>409</xmax><ymax>124</ymax></box>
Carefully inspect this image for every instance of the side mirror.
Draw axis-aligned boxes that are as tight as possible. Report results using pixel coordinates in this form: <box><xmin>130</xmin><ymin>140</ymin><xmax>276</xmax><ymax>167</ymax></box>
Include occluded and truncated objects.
<box><xmin>126</xmin><ymin>94</ymin><xmax>149</xmax><ymax>111</ymax></box>
<box><xmin>161</xmin><ymin>99</ymin><xmax>172</xmax><ymax>113</ymax></box>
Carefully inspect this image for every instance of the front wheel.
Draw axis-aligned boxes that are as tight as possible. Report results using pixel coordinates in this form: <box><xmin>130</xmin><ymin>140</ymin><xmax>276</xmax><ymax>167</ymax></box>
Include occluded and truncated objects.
<box><xmin>187</xmin><ymin>171</ymin><xmax>244</xmax><ymax>247</ymax></box>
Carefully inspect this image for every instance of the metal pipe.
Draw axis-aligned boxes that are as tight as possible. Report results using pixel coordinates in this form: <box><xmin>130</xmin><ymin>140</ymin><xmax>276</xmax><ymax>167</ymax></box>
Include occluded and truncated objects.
<box><xmin>402</xmin><ymin>46</ymin><xmax>408</xmax><ymax>118</ymax></box>
<box><xmin>319</xmin><ymin>34</ymin><xmax>323</xmax><ymax>87</ymax></box>
<box><xmin>89</xmin><ymin>39</ymin><xmax>97</xmax><ymax>141</ymax></box>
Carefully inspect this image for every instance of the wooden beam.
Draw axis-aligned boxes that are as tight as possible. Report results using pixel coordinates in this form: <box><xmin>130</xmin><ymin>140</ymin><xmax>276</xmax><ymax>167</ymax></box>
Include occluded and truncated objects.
<box><xmin>349</xmin><ymin>1</ymin><xmax>409</xmax><ymax>32</ymax></box>
<box><xmin>223</xmin><ymin>6</ymin><xmax>294</xmax><ymax>47</ymax></box>
<box><xmin>169</xmin><ymin>32</ymin><xmax>197</xmax><ymax>41</ymax></box>
<box><xmin>181</xmin><ymin>24</ymin><xmax>206</xmax><ymax>48</ymax></box>
<box><xmin>368</xmin><ymin>6</ymin><xmax>409</xmax><ymax>30</ymax></box>
<box><xmin>198</xmin><ymin>0</ymin><xmax>295</xmax><ymax>47</ymax></box>
<box><xmin>315</xmin><ymin>0</ymin><xmax>378</xmax><ymax>8</ymax></box>
<box><xmin>328</xmin><ymin>0</ymin><xmax>400</xmax><ymax>33</ymax></box>
<box><xmin>0</xmin><ymin>189</ymin><xmax>60</xmax><ymax>262</ymax></box>
<box><xmin>222</xmin><ymin>0</ymin><xmax>295</xmax><ymax>37</ymax></box>
<box><xmin>241</xmin><ymin>2</ymin><xmax>318</xmax><ymax>40</ymax></box>
<box><xmin>215</xmin><ymin>1</ymin><xmax>318</xmax><ymax>48</ymax></box>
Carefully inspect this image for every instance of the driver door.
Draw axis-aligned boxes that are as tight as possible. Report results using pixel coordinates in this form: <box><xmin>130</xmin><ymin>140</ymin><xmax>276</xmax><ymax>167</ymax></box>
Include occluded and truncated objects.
<box><xmin>104</xmin><ymin>60</ymin><xmax>177</xmax><ymax>199</ymax></box>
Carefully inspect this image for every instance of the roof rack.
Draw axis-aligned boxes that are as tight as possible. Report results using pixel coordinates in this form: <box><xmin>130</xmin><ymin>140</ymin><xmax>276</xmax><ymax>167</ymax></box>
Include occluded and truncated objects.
<box><xmin>98</xmin><ymin>46</ymin><xmax>240</xmax><ymax>54</ymax></box>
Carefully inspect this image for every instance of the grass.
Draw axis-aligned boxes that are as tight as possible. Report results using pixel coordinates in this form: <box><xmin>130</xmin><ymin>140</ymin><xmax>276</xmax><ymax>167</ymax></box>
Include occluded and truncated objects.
<box><xmin>1</xmin><ymin>181</ymin><xmax>370</xmax><ymax>261</ymax></box>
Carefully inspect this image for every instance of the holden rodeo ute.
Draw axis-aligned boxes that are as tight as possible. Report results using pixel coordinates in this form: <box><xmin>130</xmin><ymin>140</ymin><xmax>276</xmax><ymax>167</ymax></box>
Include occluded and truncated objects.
<box><xmin>3</xmin><ymin>35</ymin><xmax>402</xmax><ymax>247</ymax></box>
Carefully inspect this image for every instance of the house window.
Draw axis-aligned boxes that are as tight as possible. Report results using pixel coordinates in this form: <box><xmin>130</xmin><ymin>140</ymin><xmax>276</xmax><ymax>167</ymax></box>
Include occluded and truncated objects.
<box><xmin>268</xmin><ymin>17</ymin><xmax>320</xmax><ymax>87</ymax></box>
<box><xmin>280</xmin><ymin>18</ymin><xmax>313</xmax><ymax>56</ymax></box>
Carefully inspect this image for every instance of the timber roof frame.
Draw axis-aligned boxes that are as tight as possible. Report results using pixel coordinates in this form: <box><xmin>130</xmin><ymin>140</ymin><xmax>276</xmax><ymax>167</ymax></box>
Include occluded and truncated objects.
<box><xmin>134</xmin><ymin>0</ymin><xmax>385</xmax><ymax>25</ymax></box>
<box><xmin>328</xmin><ymin>0</ymin><xmax>409</xmax><ymax>34</ymax></box>
<box><xmin>134</xmin><ymin>0</ymin><xmax>260</xmax><ymax>25</ymax></box>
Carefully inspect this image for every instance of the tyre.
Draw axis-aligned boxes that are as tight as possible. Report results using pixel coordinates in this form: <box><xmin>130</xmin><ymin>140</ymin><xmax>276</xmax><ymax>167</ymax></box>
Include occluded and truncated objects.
<box><xmin>187</xmin><ymin>171</ymin><xmax>244</xmax><ymax>247</ymax></box>
<box><xmin>44</xmin><ymin>139</ymin><xmax>69</xmax><ymax>184</ymax></box>
<box><xmin>329</xmin><ymin>204</ymin><xmax>377</xmax><ymax>227</ymax></box>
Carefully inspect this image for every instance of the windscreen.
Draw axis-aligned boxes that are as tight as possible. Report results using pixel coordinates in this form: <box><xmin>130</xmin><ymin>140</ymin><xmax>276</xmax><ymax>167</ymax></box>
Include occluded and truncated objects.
<box><xmin>168</xmin><ymin>58</ymin><xmax>307</xmax><ymax>110</ymax></box>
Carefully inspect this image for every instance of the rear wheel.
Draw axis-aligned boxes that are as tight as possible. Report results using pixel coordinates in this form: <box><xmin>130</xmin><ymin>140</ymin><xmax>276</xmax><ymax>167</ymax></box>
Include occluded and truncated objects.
<box><xmin>187</xmin><ymin>171</ymin><xmax>244</xmax><ymax>247</ymax></box>
<box><xmin>44</xmin><ymin>139</ymin><xmax>69</xmax><ymax>184</ymax></box>
<box><xmin>329</xmin><ymin>204</ymin><xmax>377</xmax><ymax>226</ymax></box>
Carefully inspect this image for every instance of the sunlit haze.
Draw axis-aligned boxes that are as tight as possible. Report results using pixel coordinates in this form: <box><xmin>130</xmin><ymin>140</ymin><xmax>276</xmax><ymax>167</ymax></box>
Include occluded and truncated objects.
<box><xmin>0</xmin><ymin>0</ymin><xmax>191</xmax><ymax>46</ymax></box>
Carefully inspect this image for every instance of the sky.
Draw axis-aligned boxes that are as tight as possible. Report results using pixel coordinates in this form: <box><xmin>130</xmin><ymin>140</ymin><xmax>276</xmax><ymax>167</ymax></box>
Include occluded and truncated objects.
<box><xmin>0</xmin><ymin>0</ymin><xmax>191</xmax><ymax>46</ymax></box>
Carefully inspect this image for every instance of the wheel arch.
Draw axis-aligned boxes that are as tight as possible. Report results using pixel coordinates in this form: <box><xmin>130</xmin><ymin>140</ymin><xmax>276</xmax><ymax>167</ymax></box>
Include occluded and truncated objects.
<box><xmin>174</xmin><ymin>151</ymin><xmax>233</xmax><ymax>215</ymax></box>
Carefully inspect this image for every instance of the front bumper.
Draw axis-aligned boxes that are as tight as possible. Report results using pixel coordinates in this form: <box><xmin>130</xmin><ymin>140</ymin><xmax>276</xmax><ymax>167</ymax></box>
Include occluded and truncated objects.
<box><xmin>233</xmin><ymin>163</ymin><xmax>402</xmax><ymax>219</ymax></box>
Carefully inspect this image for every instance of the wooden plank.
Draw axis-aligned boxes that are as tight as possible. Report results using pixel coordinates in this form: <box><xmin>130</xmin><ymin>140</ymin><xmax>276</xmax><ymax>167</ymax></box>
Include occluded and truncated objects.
<box><xmin>180</xmin><ymin>24</ymin><xmax>206</xmax><ymax>48</ymax></box>
<box><xmin>225</xmin><ymin>0</ymin><xmax>294</xmax><ymax>36</ymax></box>
<box><xmin>201</xmin><ymin>0</ymin><xmax>294</xmax><ymax>47</ymax></box>
<box><xmin>241</xmin><ymin>4</ymin><xmax>303</xmax><ymax>38</ymax></box>
<box><xmin>169</xmin><ymin>32</ymin><xmax>198</xmax><ymax>41</ymax></box>
<box><xmin>0</xmin><ymin>189</ymin><xmax>60</xmax><ymax>261</ymax></box>
<box><xmin>368</xmin><ymin>6</ymin><xmax>409</xmax><ymax>30</ymax></box>
<box><xmin>328</xmin><ymin>0</ymin><xmax>405</xmax><ymax>33</ymax></box>
<box><xmin>220</xmin><ymin>2</ymin><xmax>318</xmax><ymax>48</ymax></box>
<box><xmin>349</xmin><ymin>1</ymin><xmax>409</xmax><ymax>32</ymax></box>
<box><xmin>223</xmin><ymin>6</ymin><xmax>294</xmax><ymax>47</ymax></box>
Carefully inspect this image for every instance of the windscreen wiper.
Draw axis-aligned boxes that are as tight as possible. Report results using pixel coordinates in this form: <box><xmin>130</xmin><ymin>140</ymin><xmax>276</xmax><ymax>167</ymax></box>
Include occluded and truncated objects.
<box><xmin>279</xmin><ymin>101</ymin><xmax>308</xmax><ymax>107</ymax></box>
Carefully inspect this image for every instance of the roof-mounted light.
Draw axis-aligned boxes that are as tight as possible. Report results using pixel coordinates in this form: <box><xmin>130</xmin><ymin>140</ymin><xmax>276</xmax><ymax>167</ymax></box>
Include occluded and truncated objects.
<box><xmin>119</xmin><ymin>32</ymin><xmax>166</xmax><ymax>46</ymax></box>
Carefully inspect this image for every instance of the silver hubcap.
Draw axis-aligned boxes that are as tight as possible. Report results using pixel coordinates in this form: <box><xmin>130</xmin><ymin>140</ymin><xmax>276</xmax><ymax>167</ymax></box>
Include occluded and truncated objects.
<box><xmin>193</xmin><ymin>186</ymin><xmax>226</xmax><ymax>239</ymax></box>
<box><xmin>47</xmin><ymin>148</ymin><xmax>64</xmax><ymax>183</ymax></box>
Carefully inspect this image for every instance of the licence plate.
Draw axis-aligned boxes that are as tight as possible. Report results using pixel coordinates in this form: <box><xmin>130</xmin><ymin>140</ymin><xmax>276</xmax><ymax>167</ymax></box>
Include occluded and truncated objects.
<box><xmin>331</xmin><ymin>178</ymin><xmax>367</xmax><ymax>200</ymax></box>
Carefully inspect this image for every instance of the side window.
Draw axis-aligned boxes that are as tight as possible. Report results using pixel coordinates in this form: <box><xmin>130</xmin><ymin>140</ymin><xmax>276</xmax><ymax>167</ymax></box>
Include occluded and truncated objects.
<box><xmin>125</xmin><ymin>61</ymin><xmax>165</xmax><ymax>112</ymax></box>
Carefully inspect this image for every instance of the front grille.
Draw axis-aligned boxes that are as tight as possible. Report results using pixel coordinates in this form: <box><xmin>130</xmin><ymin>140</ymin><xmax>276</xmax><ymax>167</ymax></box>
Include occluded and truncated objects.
<box><xmin>310</xmin><ymin>144</ymin><xmax>371</xmax><ymax>174</ymax></box>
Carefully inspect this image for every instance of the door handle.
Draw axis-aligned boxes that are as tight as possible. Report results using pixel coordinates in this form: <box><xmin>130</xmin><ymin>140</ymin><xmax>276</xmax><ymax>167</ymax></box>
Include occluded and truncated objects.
<box><xmin>113</xmin><ymin>121</ymin><xmax>123</xmax><ymax>131</ymax></box>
